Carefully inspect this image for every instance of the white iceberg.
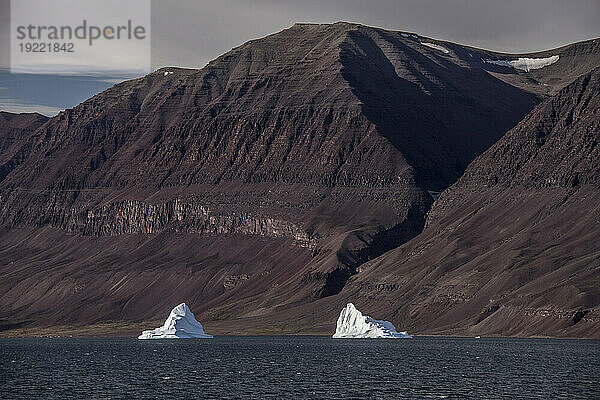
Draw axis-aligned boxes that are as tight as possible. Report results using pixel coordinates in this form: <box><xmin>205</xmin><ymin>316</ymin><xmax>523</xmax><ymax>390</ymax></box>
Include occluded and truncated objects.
<box><xmin>333</xmin><ymin>303</ymin><xmax>413</xmax><ymax>339</ymax></box>
<box><xmin>138</xmin><ymin>303</ymin><xmax>213</xmax><ymax>339</ymax></box>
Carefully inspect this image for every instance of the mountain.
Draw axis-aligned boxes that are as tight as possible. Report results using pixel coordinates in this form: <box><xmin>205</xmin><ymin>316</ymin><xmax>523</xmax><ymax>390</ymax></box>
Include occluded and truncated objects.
<box><xmin>0</xmin><ymin>23</ymin><xmax>598</xmax><ymax>337</ymax></box>
<box><xmin>333</xmin><ymin>68</ymin><xmax>600</xmax><ymax>338</ymax></box>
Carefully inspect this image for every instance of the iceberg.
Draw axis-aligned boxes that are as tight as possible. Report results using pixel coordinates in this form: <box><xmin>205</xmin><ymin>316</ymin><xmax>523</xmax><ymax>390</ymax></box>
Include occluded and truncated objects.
<box><xmin>138</xmin><ymin>303</ymin><xmax>213</xmax><ymax>339</ymax></box>
<box><xmin>333</xmin><ymin>303</ymin><xmax>413</xmax><ymax>339</ymax></box>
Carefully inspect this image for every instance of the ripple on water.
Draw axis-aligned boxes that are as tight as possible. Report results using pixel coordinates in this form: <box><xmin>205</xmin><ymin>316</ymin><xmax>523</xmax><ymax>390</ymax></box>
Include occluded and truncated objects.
<box><xmin>0</xmin><ymin>336</ymin><xmax>598</xmax><ymax>399</ymax></box>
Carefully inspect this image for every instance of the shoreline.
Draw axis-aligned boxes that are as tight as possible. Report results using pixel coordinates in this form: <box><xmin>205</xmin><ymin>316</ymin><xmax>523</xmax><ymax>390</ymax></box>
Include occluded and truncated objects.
<box><xmin>1</xmin><ymin>322</ymin><xmax>598</xmax><ymax>340</ymax></box>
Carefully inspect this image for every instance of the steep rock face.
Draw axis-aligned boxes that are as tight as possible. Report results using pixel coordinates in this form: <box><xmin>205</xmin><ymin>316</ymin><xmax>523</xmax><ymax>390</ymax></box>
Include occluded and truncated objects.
<box><xmin>338</xmin><ymin>27</ymin><xmax>538</xmax><ymax>188</ymax></box>
<box><xmin>0</xmin><ymin>112</ymin><xmax>48</xmax><ymax>154</ymax></box>
<box><xmin>0</xmin><ymin>192</ymin><xmax>312</xmax><ymax>245</ymax></box>
<box><xmin>452</xmin><ymin>68</ymin><xmax>600</xmax><ymax>189</ymax></box>
<box><xmin>337</xmin><ymin>69</ymin><xmax>600</xmax><ymax>338</ymax></box>
<box><xmin>0</xmin><ymin>24</ymin><xmax>598</xmax><ymax>336</ymax></box>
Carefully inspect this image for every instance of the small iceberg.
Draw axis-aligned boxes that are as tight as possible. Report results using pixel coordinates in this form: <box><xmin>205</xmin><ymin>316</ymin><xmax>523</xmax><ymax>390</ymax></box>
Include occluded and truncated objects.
<box><xmin>333</xmin><ymin>303</ymin><xmax>413</xmax><ymax>339</ymax></box>
<box><xmin>138</xmin><ymin>303</ymin><xmax>213</xmax><ymax>339</ymax></box>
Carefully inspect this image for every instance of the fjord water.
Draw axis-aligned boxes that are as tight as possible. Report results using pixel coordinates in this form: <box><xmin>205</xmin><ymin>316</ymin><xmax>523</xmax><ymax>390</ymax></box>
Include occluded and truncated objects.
<box><xmin>1</xmin><ymin>337</ymin><xmax>598</xmax><ymax>399</ymax></box>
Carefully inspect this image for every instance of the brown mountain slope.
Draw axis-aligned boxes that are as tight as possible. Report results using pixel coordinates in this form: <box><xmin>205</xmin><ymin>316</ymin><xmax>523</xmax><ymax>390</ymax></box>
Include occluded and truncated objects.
<box><xmin>0</xmin><ymin>23</ymin><xmax>598</xmax><ymax>336</ymax></box>
<box><xmin>331</xmin><ymin>68</ymin><xmax>600</xmax><ymax>338</ymax></box>
<box><xmin>0</xmin><ymin>112</ymin><xmax>48</xmax><ymax>153</ymax></box>
<box><xmin>0</xmin><ymin>23</ymin><xmax>544</xmax><ymax>190</ymax></box>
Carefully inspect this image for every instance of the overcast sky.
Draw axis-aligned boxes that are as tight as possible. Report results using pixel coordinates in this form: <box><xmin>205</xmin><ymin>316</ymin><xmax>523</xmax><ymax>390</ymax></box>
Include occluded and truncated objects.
<box><xmin>2</xmin><ymin>0</ymin><xmax>599</xmax><ymax>115</ymax></box>
<box><xmin>151</xmin><ymin>0</ymin><xmax>600</xmax><ymax>68</ymax></box>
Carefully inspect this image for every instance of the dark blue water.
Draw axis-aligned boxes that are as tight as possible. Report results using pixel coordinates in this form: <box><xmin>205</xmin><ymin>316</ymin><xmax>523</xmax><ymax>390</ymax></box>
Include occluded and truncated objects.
<box><xmin>1</xmin><ymin>336</ymin><xmax>598</xmax><ymax>399</ymax></box>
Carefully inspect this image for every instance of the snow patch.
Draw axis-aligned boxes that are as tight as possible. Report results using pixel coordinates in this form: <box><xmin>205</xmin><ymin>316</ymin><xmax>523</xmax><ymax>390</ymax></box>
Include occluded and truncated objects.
<box><xmin>484</xmin><ymin>55</ymin><xmax>559</xmax><ymax>72</ymax></box>
<box><xmin>401</xmin><ymin>33</ymin><xmax>418</xmax><ymax>39</ymax></box>
<box><xmin>163</xmin><ymin>71</ymin><xmax>174</xmax><ymax>76</ymax></box>
<box><xmin>421</xmin><ymin>42</ymin><xmax>450</xmax><ymax>54</ymax></box>
<box><xmin>333</xmin><ymin>303</ymin><xmax>413</xmax><ymax>339</ymax></box>
<box><xmin>138</xmin><ymin>303</ymin><xmax>213</xmax><ymax>339</ymax></box>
